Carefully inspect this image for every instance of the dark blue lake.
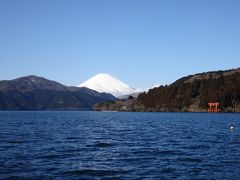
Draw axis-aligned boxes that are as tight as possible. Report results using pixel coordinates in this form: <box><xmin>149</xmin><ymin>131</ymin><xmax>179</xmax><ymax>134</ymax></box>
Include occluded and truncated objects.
<box><xmin>0</xmin><ymin>112</ymin><xmax>240</xmax><ymax>179</ymax></box>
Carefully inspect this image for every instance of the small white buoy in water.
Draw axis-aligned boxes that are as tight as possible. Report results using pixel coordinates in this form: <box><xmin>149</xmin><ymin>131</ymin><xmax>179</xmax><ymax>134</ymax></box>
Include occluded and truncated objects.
<box><xmin>230</xmin><ymin>126</ymin><xmax>234</xmax><ymax>130</ymax></box>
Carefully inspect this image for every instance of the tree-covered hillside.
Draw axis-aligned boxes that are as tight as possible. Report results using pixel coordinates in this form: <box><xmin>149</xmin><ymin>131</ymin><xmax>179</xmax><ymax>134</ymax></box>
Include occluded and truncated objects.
<box><xmin>138</xmin><ymin>68</ymin><xmax>240</xmax><ymax>112</ymax></box>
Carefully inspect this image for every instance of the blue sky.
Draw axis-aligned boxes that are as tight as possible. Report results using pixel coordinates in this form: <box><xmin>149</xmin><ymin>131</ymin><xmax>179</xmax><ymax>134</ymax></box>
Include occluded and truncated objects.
<box><xmin>0</xmin><ymin>0</ymin><xmax>240</xmax><ymax>88</ymax></box>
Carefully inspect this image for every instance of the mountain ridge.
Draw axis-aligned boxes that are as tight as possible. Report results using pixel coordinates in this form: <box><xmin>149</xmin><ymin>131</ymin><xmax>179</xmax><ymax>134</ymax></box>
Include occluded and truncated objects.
<box><xmin>0</xmin><ymin>75</ymin><xmax>116</xmax><ymax>110</ymax></box>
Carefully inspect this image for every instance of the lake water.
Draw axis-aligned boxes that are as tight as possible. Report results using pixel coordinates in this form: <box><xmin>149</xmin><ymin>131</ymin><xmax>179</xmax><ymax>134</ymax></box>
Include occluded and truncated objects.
<box><xmin>0</xmin><ymin>112</ymin><xmax>240</xmax><ymax>179</ymax></box>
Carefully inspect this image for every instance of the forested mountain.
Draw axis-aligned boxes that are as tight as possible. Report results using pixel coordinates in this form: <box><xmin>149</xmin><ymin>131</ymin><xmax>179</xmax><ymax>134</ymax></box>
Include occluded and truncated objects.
<box><xmin>0</xmin><ymin>75</ymin><xmax>116</xmax><ymax>110</ymax></box>
<box><xmin>95</xmin><ymin>68</ymin><xmax>240</xmax><ymax>112</ymax></box>
<box><xmin>138</xmin><ymin>68</ymin><xmax>240</xmax><ymax>112</ymax></box>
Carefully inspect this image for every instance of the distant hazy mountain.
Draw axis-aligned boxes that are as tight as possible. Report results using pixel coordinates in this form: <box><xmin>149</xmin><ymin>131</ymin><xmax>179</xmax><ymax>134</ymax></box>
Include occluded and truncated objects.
<box><xmin>79</xmin><ymin>73</ymin><xmax>139</xmax><ymax>97</ymax></box>
<box><xmin>117</xmin><ymin>92</ymin><xmax>142</xmax><ymax>100</ymax></box>
<box><xmin>0</xmin><ymin>75</ymin><xmax>116</xmax><ymax>110</ymax></box>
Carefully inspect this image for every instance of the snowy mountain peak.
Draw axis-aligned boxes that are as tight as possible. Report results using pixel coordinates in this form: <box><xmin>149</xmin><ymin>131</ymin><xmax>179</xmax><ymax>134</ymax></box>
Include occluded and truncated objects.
<box><xmin>78</xmin><ymin>73</ymin><xmax>136</xmax><ymax>97</ymax></box>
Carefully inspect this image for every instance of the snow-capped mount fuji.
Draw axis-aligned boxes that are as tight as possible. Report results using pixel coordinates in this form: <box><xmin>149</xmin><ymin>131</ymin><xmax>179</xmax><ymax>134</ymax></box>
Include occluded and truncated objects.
<box><xmin>78</xmin><ymin>73</ymin><xmax>137</xmax><ymax>97</ymax></box>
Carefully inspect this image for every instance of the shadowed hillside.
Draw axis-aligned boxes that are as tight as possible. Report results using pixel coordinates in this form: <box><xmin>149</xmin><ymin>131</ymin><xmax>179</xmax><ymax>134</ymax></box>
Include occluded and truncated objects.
<box><xmin>0</xmin><ymin>75</ymin><xmax>116</xmax><ymax>110</ymax></box>
<box><xmin>138</xmin><ymin>68</ymin><xmax>240</xmax><ymax>112</ymax></box>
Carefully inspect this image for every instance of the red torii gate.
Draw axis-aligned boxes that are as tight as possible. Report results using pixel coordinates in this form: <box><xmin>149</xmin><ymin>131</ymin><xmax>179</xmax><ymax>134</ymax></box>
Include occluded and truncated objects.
<box><xmin>208</xmin><ymin>102</ymin><xmax>220</xmax><ymax>112</ymax></box>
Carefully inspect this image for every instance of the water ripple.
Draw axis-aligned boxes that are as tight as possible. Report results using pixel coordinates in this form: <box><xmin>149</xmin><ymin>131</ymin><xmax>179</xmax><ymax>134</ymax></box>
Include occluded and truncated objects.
<box><xmin>0</xmin><ymin>111</ymin><xmax>240</xmax><ymax>179</ymax></box>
